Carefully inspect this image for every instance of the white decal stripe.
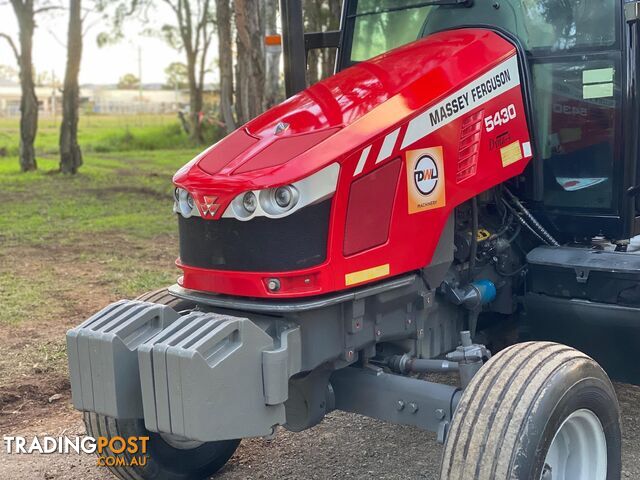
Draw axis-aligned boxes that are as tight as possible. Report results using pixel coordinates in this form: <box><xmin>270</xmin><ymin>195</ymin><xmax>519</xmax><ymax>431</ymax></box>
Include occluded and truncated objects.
<box><xmin>376</xmin><ymin>128</ymin><xmax>400</xmax><ymax>164</ymax></box>
<box><xmin>401</xmin><ymin>55</ymin><xmax>521</xmax><ymax>150</ymax></box>
<box><xmin>522</xmin><ymin>141</ymin><xmax>532</xmax><ymax>158</ymax></box>
<box><xmin>353</xmin><ymin>145</ymin><xmax>372</xmax><ymax>177</ymax></box>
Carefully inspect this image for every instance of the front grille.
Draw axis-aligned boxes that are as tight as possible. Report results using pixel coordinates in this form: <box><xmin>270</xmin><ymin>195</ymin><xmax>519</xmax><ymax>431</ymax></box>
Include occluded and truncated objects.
<box><xmin>178</xmin><ymin>199</ymin><xmax>331</xmax><ymax>272</ymax></box>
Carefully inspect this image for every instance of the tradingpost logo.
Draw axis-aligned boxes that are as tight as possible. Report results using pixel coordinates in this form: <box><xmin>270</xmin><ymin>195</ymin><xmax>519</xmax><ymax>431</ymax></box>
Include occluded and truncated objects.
<box><xmin>3</xmin><ymin>435</ymin><xmax>149</xmax><ymax>467</ymax></box>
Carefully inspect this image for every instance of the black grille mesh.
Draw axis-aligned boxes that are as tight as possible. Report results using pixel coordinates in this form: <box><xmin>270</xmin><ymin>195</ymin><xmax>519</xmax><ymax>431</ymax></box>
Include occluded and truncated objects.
<box><xmin>178</xmin><ymin>199</ymin><xmax>331</xmax><ymax>272</ymax></box>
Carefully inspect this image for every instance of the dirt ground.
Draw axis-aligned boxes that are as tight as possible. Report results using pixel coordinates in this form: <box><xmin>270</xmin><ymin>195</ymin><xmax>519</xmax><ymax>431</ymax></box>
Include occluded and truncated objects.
<box><xmin>1</xmin><ymin>383</ymin><xmax>640</xmax><ymax>479</ymax></box>
<box><xmin>1</xmin><ymin>243</ymin><xmax>640</xmax><ymax>478</ymax></box>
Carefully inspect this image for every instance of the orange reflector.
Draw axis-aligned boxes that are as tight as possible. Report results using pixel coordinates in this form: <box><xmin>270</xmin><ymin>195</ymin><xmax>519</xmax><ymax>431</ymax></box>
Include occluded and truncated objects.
<box><xmin>265</xmin><ymin>34</ymin><xmax>282</xmax><ymax>46</ymax></box>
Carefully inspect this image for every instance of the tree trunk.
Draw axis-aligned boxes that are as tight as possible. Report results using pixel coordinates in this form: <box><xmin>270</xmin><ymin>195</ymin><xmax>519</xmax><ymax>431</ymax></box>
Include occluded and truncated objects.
<box><xmin>12</xmin><ymin>1</ymin><xmax>38</xmax><ymax>172</ymax></box>
<box><xmin>216</xmin><ymin>0</ymin><xmax>236</xmax><ymax>133</ymax></box>
<box><xmin>304</xmin><ymin>0</ymin><xmax>320</xmax><ymax>85</ymax></box>
<box><xmin>234</xmin><ymin>0</ymin><xmax>265</xmax><ymax>125</ymax></box>
<box><xmin>322</xmin><ymin>0</ymin><xmax>341</xmax><ymax>79</ymax></box>
<box><xmin>264</xmin><ymin>0</ymin><xmax>281</xmax><ymax>109</ymax></box>
<box><xmin>60</xmin><ymin>0</ymin><xmax>83</xmax><ymax>174</ymax></box>
<box><xmin>186</xmin><ymin>51</ymin><xmax>204</xmax><ymax>143</ymax></box>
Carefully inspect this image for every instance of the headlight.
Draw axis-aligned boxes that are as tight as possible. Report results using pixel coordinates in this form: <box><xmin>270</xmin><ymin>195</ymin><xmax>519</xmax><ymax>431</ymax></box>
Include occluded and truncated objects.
<box><xmin>260</xmin><ymin>185</ymin><xmax>299</xmax><ymax>215</ymax></box>
<box><xmin>223</xmin><ymin>163</ymin><xmax>340</xmax><ymax>221</ymax></box>
<box><xmin>229</xmin><ymin>191</ymin><xmax>258</xmax><ymax>219</ymax></box>
<box><xmin>275</xmin><ymin>186</ymin><xmax>296</xmax><ymax>208</ymax></box>
<box><xmin>242</xmin><ymin>192</ymin><xmax>257</xmax><ymax>213</ymax></box>
<box><xmin>173</xmin><ymin>187</ymin><xmax>200</xmax><ymax>218</ymax></box>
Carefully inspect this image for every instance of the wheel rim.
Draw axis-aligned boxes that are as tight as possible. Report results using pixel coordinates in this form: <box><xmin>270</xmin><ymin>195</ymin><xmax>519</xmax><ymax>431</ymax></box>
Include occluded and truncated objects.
<box><xmin>541</xmin><ymin>408</ymin><xmax>607</xmax><ymax>480</ymax></box>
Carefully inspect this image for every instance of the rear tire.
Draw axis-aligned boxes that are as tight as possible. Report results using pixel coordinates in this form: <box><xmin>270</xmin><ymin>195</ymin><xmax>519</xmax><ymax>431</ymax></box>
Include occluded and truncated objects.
<box><xmin>440</xmin><ymin>342</ymin><xmax>621</xmax><ymax>480</ymax></box>
<box><xmin>84</xmin><ymin>287</ymin><xmax>240</xmax><ymax>480</ymax></box>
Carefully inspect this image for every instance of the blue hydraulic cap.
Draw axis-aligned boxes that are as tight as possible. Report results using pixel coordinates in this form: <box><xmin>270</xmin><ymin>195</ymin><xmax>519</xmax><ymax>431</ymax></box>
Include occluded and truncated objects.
<box><xmin>471</xmin><ymin>279</ymin><xmax>497</xmax><ymax>305</ymax></box>
<box><xmin>440</xmin><ymin>278</ymin><xmax>497</xmax><ymax>309</ymax></box>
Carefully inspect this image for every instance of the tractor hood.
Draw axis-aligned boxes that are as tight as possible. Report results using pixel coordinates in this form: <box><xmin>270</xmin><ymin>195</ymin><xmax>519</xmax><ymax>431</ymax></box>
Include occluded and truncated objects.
<box><xmin>174</xmin><ymin>28</ymin><xmax>517</xmax><ymax>204</ymax></box>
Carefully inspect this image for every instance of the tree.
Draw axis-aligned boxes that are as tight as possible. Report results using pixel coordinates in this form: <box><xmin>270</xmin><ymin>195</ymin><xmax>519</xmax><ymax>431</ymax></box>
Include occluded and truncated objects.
<box><xmin>164</xmin><ymin>61</ymin><xmax>188</xmax><ymax>90</ymax></box>
<box><xmin>0</xmin><ymin>64</ymin><xmax>19</xmax><ymax>83</ymax></box>
<box><xmin>59</xmin><ymin>0</ymin><xmax>83</xmax><ymax>174</ymax></box>
<box><xmin>35</xmin><ymin>69</ymin><xmax>53</xmax><ymax>87</ymax></box>
<box><xmin>117</xmin><ymin>73</ymin><xmax>140</xmax><ymax>90</ymax></box>
<box><xmin>264</xmin><ymin>0</ymin><xmax>281</xmax><ymax>109</ymax></box>
<box><xmin>322</xmin><ymin>0</ymin><xmax>340</xmax><ymax>79</ymax></box>
<box><xmin>150</xmin><ymin>0</ymin><xmax>215</xmax><ymax>143</ymax></box>
<box><xmin>234</xmin><ymin>0</ymin><xmax>265</xmax><ymax>125</ymax></box>
<box><xmin>100</xmin><ymin>0</ymin><xmax>216</xmax><ymax>143</ymax></box>
<box><xmin>161</xmin><ymin>0</ymin><xmax>215</xmax><ymax>143</ymax></box>
<box><xmin>215</xmin><ymin>0</ymin><xmax>235</xmax><ymax>133</ymax></box>
<box><xmin>304</xmin><ymin>0</ymin><xmax>322</xmax><ymax>85</ymax></box>
<box><xmin>0</xmin><ymin>1</ymin><xmax>59</xmax><ymax>171</ymax></box>
<box><xmin>303</xmin><ymin>0</ymin><xmax>340</xmax><ymax>84</ymax></box>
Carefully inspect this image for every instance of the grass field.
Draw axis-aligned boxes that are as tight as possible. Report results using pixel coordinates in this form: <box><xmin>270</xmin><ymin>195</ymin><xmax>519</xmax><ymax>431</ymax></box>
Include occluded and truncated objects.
<box><xmin>0</xmin><ymin>115</ymin><xmax>209</xmax><ymax>327</ymax></box>
<box><xmin>0</xmin><ymin>114</ymin><xmax>224</xmax><ymax>155</ymax></box>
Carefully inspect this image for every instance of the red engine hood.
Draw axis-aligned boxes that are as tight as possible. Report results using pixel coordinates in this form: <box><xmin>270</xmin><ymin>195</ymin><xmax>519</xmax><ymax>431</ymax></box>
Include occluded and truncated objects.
<box><xmin>174</xmin><ymin>28</ymin><xmax>515</xmax><ymax>193</ymax></box>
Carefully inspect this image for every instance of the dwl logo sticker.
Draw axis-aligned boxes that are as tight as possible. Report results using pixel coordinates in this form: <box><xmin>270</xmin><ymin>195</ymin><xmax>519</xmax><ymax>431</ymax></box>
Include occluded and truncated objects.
<box><xmin>407</xmin><ymin>147</ymin><xmax>446</xmax><ymax>214</ymax></box>
<box><xmin>414</xmin><ymin>155</ymin><xmax>439</xmax><ymax>195</ymax></box>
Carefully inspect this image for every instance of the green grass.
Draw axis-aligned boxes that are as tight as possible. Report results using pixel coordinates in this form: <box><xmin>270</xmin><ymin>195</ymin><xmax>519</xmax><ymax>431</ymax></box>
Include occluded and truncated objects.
<box><xmin>0</xmin><ymin>114</ymin><xmax>211</xmax><ymax>326</ymax></box>
<box><xmin>0</xmin><ymin>270</ymin><xmax>60</xmax><ymax>325</ymax></box>
<box><xmin>0</xmin><ymin>148</ymin><xmax>201</xmax><ymax>243</ymax></box>
<box><xmin>0</xmin><ymin>114</ymin><xmax>223</xmax><ymax>156</ymax></box>
<box><xmin>103</xmin><ymin>263</ymin><xmax>180</xmax><ymax>298</ymax></box>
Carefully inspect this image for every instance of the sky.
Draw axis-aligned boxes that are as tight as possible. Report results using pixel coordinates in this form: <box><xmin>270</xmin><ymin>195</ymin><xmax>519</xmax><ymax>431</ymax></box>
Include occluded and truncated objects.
<box><xmin>0</xmin><ymin>4</ymin><xmax>215</xmax><ymax>85</ymax></box>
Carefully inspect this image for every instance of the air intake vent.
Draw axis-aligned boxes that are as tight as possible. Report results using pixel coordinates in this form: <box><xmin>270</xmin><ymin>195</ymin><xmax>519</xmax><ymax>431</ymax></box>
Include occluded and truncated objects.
<box><xmin>456</xmin><ymin>111</ymin><xmax>484</xmax><ymax>183</ymax></box>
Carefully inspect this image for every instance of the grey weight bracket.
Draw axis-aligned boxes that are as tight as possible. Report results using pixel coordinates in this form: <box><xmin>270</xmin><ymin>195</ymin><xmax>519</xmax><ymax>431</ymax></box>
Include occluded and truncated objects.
<box><xmin>263</xmin><ymin>327</ymin><xmax>302</xmax><ymax>405</ymax></box>
<box><xmin>66</xmin><ymin>300</ymin><xmax>181</xmax><ymax>419</ymax></box>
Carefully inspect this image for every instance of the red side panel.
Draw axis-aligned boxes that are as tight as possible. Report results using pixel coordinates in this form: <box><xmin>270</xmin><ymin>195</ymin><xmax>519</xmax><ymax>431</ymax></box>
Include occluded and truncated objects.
<box><xmin>343</xmin><ymin>158</ymin><xmax>401</xmax><ymax>256</ymax></box>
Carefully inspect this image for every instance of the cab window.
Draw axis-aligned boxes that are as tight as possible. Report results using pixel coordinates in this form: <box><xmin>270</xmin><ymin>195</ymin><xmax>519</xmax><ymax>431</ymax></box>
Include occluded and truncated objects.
<box><xmin>349</xmin><ymin>2</ymin><xmax>432</xmax><ymax>62</ymax></box>
<box><xmin>345</xmin><ymin>0</ymin><xmax>617</xmax><ymax>65</ymax></box>
<box><xmin>519</xmin><ymin>1</ymin><xmax>616</xmax><ymax>51</ymax></box>
<box><xmin>532</xmin><ymin>59</ymin><xmax>620</xmax><ymax>211</ymax></box>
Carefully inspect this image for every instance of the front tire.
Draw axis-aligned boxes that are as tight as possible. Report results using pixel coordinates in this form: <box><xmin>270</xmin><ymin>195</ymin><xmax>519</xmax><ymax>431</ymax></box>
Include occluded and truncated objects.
<box><xmin>85</xmin><ymin>412</ymin><xmax>240</xmax><ymax>480</ymax></box>
<box><xmin>440</xmin><ymin>342</ymin><xmax>621</xmax><ymax>480</ymax></box>
<box><xmin>84</xmin><ymin>288</ymin><xmax>240</xmax><ymax>480</ymax></box>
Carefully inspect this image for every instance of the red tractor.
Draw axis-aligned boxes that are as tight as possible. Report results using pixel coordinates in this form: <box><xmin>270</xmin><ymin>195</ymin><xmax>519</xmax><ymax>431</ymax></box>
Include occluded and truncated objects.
<box><xmin>68</xmin><ymin>1</ymin><xmax>640</xmax><ymax>479</ymax></box>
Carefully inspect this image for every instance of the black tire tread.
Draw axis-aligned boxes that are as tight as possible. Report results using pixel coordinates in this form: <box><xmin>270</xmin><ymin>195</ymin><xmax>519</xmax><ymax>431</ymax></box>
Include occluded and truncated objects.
<box><xmin>440</xmin><ymin>342</ymin><xmax>598</xmax><ymax>480</ymax></box>
<box><xmin>135</xmin><ymin>288</ymin><xmax>183</xmax><ymax>308</ymax></box>
<box><xmin>85</xmin><ymin>411</ymin><xmax>143</xmax><ymax>480</ymax></box>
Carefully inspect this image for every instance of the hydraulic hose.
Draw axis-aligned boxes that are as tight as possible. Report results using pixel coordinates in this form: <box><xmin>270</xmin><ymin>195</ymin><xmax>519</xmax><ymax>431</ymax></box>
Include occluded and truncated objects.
<box><xmin>469</xmin><ymin>197</ymin><xmax>478</xmax><ymax>282</ymax></box>
<box><xmin>388</xmin><ymin>354</ymin><xmax>459</xmax><ymax>374</ymax></box>
<box><xmin>504</xmin><ymin>188</ymin><xmax>560</xmax><ymax>246</ymax></box>
<box><xmin>502</xmin><ymin>199</ymin><xmax>548</xmax><ymax>245</ymax></box>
